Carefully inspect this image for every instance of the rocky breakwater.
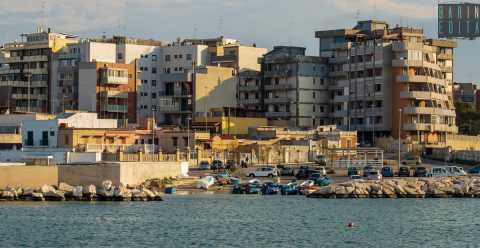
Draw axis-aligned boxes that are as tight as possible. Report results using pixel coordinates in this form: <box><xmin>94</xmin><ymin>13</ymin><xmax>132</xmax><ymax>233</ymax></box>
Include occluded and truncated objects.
<box><xmin>0</xmin><ymin>180</ymin><xmax>163</xmax><ymax>202</ymax></box>
<box><xmin>307</xmin><ymin>177</ymin><xmax>480</xmax><ymax>199</ymax></box>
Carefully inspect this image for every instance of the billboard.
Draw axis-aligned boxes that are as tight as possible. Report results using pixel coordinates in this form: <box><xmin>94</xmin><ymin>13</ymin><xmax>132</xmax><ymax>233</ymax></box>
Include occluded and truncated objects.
<box><xmin>438</xmin><ymin>2</ymin><xmax>480</xmax><ymax>38</ymax></box>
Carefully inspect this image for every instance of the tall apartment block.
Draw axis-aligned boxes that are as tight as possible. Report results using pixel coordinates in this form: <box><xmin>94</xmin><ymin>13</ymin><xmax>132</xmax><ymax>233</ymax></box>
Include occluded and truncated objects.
<box><xmin>153</xmin><ymin>37</ymin><xmax>267</xmax><ymax>126</ymax></box>
<box><xmin>315</xmin><ymin>20</ymin><xmax>457</xmax><ymax>146</ymax></box>
<box><xmin>52</xmin><ymin>36</ymin><xmax>162</xmax><ymax>125</ymax></box>
<box><xmin>0</xmin><ymin>28</ymin><xmax>78</xmax><ymax>113</ymax></box>
<box><xmin>238</xmin><ymin>46</ymin><xmax>328</xmax><ymax>128</ymax></box>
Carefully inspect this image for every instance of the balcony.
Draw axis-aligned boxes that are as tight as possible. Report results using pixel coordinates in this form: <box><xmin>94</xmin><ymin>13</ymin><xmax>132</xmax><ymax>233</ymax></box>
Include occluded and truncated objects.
<box><xmin>106</xmin><ymin>105</ymin><xmax>128</xmax><ymax>113</ymax></box>
<box><xmin>239</xmin><ymin>98</ymin><xmax>260</xmax><ymax>105</ymax></box>
<box><xmin>238</xmin><ymin>84</ymin><xmax>259</xmax><ymax>91</ymax></box>
<box><xmin>437</xmin><ymin>53</ymin><xmax>453</xmax><ymax>60</ymax></box>
<box><xmin>0</xmin><ymin>81</ymin><xmax>48</xmax><ymax>88</ymax></box>
<box><xmin>396</xmin><ymin>75</ymin><xmax>446</xmax><ymax>85</ymax></box>
<box><xmin>264</xmin><ymin>97</ymin><xmax>290</xmax><ymax>104</ymax></box>
<box><xmin>264</xmin><ymin>84</ymin><xmax>293</xmax><ymax>91</ymax></box>
<box><xmin>333</xmin><ymin>95</ymin><xmax>349</xmax><ymax>102</ymax></box>
<box><xmin>328</xmin><ymin>71</ymin><xmax>347</xmax><ymax>77</ymax></box>
<box><xmin>332</xmin><ymin>110</ymin><xmax>348</xmax><ymax>118</ymax></box>
<box><xmin>392</xmin><ymin>42</ymin><xmax>424</xmax><ymax>52</ymax></box>
<box><xmin>403</xmin><ymin>123</ymin><xmax>458</xmax><ymax>133</ymax></box>
<box><xmin>103</xmin><ymin>91</ymin><xmax>128</xmax><ymax>99</ymax></box>
<box><xmin>11</xmin><ymin>93</ymin><xmax>47</xmax><ymax>100</ymax></box>
<box><xmin>392</xmin><ymin>59</ymin><xmax>440</xmax><ymax>70</ymax></box>
<box><xmin>403</xmin><ymin>107</ymin><xmax>456</xmax><ymax>117</ymax></box>
<box><xmin>328</xmin><ymin>57</ymin><xmax>348</xmax><ymax>64</ymax></box>
<box><xmin>330</xmin><ymin>43</ymin><xmax>349</xmax><ymax>50</ymax></box>
<box><xmin>265</xmin><ymin>112</ymin><xmax>291</xmax><ymax>118</ymax></box>
<box><xmin>400</xmin><ymin>91</ymin><xmax>449</xmax><ymax>101</ymax></box>
<box><xmin>2</xmin><ymin>55</ymin><xmax>48</xmax><ymax>64</ymax></box>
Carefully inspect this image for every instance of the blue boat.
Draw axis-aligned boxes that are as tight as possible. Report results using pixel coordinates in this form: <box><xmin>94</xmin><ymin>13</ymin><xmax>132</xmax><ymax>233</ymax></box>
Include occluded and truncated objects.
<box><xmin>246</xmin><ymin>184</ymin><xmax>261</xmax><ymax>194</ymax></box>
<box><xmin>280</xmin><ymin>183</ymin><xmax>299</xmax><ymax>195</ymax></box>
<box><xmin>164</xmin><ymin>187</ymin><xmax>177</xmax><ymax>194</ymax></box>
<box><xmin>262</xmin><ymin>182</ymin><xmax>280</xmax><ymax>195</ymax></box>
<box><xmin>232</xmin><ymin>184</ymin><xmax>244</xmax><ymax>194</ymax></box>
<box><xmin>315</xmin><ymin>177</ymin><xmax>331</xmax><ymax>187</ymax></box>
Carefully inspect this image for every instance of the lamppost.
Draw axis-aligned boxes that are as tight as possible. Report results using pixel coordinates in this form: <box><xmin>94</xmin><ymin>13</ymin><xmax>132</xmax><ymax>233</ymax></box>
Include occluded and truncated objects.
<box><xmin>398</xmin><ymin>107</ymin><xmax>402</xmax><ymax>167</ymax></box>
<box><xmin>151</xmin><ymin>107</ymin><xmax>156</xmax><ymax>154</ymax></box>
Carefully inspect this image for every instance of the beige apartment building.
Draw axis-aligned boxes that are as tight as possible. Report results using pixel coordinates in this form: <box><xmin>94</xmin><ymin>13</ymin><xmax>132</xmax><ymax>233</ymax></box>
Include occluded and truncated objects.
<box><xmin>0</xmin><ymin>28</ymin><xmax>78</xmax><ymax>113</ymax></box>
<box><xmin>315</xmin><ymin>20</ymin><xmax>457</xmax><ymax>146</ymax></box>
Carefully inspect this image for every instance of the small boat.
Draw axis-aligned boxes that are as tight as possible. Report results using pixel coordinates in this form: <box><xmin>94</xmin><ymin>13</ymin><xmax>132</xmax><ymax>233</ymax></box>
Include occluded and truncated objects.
<box><xmin>315</xmin><ymin>176</ymin><xmax>331</xmax><ymax>187</ymax></box>
<box><xmin>280</xmin><ymin>182</ymin><xmax>299</xmax><ymax>195</ymax></box>
<box><xmin>246</xmin><ymin>183</ymin><xmax>261</xmax><ymax>194</ymax></box>
<box><xmin>232</xmin><ymin>184</ymin><xmax>245</xmax><ymax>194</ymax></box>
<box><xmin>262</xmin><ymin>182</ymin><xmax>280</xmax><ymax>195</ymax></box>
<box><xmin>299</xmin><ymin>180</ymin><xmax>315</xmax><ymax>195</ymax></box>
<box><xmin>196</xmin><ymin>176</ymin><xmax>216</xmax><ymax>189</ymax></box>
<box><xmin>248</xmin><ymin>178</ymin><xmax>262</xmax><ymax>185</ymax></box>
<box><xmin>230</xmin><ymin>177</ymin><xmax>241</xmax><ymax>186</ymax></box>
<box><xmin>164</xmin><ymin>187</ymin><xmax>176</xmax><ymax>194</ymax></box>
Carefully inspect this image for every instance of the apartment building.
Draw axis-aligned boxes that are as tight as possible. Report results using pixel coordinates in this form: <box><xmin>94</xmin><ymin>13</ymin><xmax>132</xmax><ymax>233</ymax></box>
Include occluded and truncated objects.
<box><xmin>51</xmin><ymin>36</ymin><xmax>163</xmax><ymax>125</ymax></box>
<box><xmin>0</xmin><ymin>28</ymin><xmax>78</xmax><ymax>113</ymax></box>
<box><xmin>315</xmin><ymin>20</ymin><xmax>457</xmax><ymax>146</ymax></box>
<box><xmin>258</xmin><ymin>46</ymin><xmax>328</xmax><ymax>128</ymax></box>
<box><xmin>152</xmin><ymin>37</ymin><xmax>266</xmax><ymax>127</ymax></box>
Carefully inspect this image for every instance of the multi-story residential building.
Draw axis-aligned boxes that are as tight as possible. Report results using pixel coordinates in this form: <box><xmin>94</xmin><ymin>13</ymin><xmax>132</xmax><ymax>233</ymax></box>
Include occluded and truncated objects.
<box><xmin>258</xmin><ymin>46</ymin><xmax>328</xmax><ymax>128</ymax></box>
<box><xmin>153</xmin><ymin>37</ymin><xmax>267</xmax><ymax>127</ymax></box>
<box><xmin>238</xmin><ymin>69</ymin><xmax>262</xmax><ymax>112</ymax></box>
<box><xmin>315</xmin><ymin>20</ymin><xmax>457</xmax><ymax>146</ymax></box>
<box><xmin>51</xmin><ymin>36</ymin><xmax>163</xmax><ymax>125</ymax></box>
<box><xmin>0</xmin><ymin>28</ymin><xmax>78</xmax><ymax>113</ymax></box>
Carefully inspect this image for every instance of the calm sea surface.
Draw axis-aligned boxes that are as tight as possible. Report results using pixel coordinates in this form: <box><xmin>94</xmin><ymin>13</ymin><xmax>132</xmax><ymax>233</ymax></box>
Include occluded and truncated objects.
<box><xmin>0</xmin><ymin>194</ymin><xmax>479</xmax><ymax>248</ymax></box>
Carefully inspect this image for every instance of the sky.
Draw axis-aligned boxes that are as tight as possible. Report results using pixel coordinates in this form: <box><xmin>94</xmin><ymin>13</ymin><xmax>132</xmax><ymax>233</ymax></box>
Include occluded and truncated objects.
<box><xmin>0</xmin><ymin>0</ymin><xmax>477</xmax><ymax>82</ymax></box>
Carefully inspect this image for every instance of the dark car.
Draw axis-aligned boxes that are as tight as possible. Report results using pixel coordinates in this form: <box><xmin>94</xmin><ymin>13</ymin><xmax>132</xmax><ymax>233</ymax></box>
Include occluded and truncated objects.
<box><xmin>381</xmin><ymin>167</ymin><xmax>394</xmax><ymax>177</ymax></box>
<box><xmin>277</xmin><ymin>164</ymin><xmax>295</xmax><ymax>176</ymax></box>
<box><xmin>347</xmin><ymin>167</ymin><xmax>358</xmax><ymax>177</ymax></box>
<box><xmin>398</xmin><ymin>166</ymin><xmax>411</xmax><ymax>177</ymax></box>
<box><xmin>295</xmin><ymin>166</ymin><xmax>309</xmax><ymax>179</ymax></box>
<box><xmin>211</xmin><ymin>160</ymin><xmax>224</xmax><ymax>170</ymax></box>
<box><xmin>468</xmin><ymin>166</ymin><xmax>480</xmax><ymax>174</ymax></box>
<box><xmin>225</xmin><ymin>160</ymin><xmax>238</xmax><ymax>170</ymax></box>
<box><xmin>414</xmin><ymin>167</ymin><xmax>429</xmax><ymax>177</ymax></box>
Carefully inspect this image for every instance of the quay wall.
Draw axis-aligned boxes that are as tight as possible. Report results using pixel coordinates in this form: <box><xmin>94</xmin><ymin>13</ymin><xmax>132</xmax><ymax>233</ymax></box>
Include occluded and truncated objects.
<box><xmin>0</xmin><ymin>162</ymin><xmax>183</xmax><ymax>188</ymax></box>
<box><xmin>0</xmin><ymin>166</ymin><xmax>58</xmax><ymax>188</ymax></box>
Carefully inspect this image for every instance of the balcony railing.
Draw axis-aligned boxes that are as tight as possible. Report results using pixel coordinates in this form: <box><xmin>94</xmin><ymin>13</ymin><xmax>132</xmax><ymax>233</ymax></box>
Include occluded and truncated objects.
<box><xmin>264</xmin><ymin>97</ymin><xmax>290</xmax><ymax>104</ymax></box>
<box><xmin>106</xmin><ymin>105</ymin><xmax>128</xmax><ymax>113</ymax></box>
<box><xmin>400</xmin><ymin>91</ymin><xmax>449</xmax><ymax>101</ymax></box>
<box><xmin>403</xmin><ymin>107</ymin><xmax>456</xmax><ymax>117</ymax></box>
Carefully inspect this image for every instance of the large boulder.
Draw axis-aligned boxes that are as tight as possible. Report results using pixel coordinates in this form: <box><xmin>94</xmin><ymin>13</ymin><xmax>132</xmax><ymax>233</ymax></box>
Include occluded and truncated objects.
<box><xmin>114</xmin><ymin>185</ymin><xmax>132</xmax><ymax>201</ymax></box>
<box><xmin>132</xmin><ymin>189</ymin><xmax>148</xmax><ymax>201</ymax></box>
<box><xmin>102</xmin><ymin>180</ymin><xmax>113</xmax><ymax>191</ymax></box>
<box><xmin>335</xmin><ymin>186</ymin><xmax>349</xmax><ymax>198</ymax></box>
<box><xmin>20</xmin><ymin>188</ymin><xmax>35</xmax><ymax>200</ymax></box>
<box><xmin>40</xmin><ymin>185</ymin><xmax>56</xmax><ymax>194</ymax></box>
<box><xmin>43</xmin><ymin>189</ymin><xmax>65</xmax><ymax>201</ymax></box>
<box><xmin>72</xmin><ymin>186</ymin><xmax>83</xmax><ymax>200</ymax></box>
<box><xmin>381</xmin><ymin>181</ymin><xmax>397</xmax><ymax>198</ymax></box>
<box><xmin>58</xmin><ymin>183</ymin><xmax>74</xmax><ymax>198</ymax></box>
<box><xmin>1</xmin><ymin>187</ymin><xmax>17</xmax><ymax>200</ymax></box>
<box><xmin>31</xmin><ymin>192</ymin><xmax>45</xmax><ymax>201</ymax></box>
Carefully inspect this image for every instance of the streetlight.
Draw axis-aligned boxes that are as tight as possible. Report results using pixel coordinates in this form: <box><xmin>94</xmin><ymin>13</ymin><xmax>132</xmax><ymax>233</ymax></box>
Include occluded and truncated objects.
<box><xmin>398</xmin><ymin>107</ymin><xmax>402</xmax><ymax>167</ymax></box>
<box><xmin>151</xmin><ymin>106</ymin><xmax>156</xmax><ymax>154</ymax></box>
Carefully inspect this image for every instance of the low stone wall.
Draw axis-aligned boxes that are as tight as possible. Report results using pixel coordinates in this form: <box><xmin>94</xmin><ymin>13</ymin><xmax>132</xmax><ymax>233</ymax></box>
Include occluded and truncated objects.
<box><xmin>0</xmin><ymin>162</ymin><xmax>184</xmax><ymax>188</ymax></box>
<box><xmin>307</xmin><ymin>177</ymin><xmax>480</xmax><ymax>198</ymax></box>
<box><xmin>0</xmin><ymin>166</ymin><xmax>58</xmax><ymax>188</ymax></box>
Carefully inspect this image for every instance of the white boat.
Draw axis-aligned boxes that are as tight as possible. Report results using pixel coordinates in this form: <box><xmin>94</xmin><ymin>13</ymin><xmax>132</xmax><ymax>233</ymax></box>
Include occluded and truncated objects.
<box><xmin>196</xmin><ymin>176</ymin><xmax>216</xmax><ymax>189</ymax></box>
<box><xmin>300</xmin><ymin>180</ymin><xmax>315</xmax><ymax>188</ymax></box>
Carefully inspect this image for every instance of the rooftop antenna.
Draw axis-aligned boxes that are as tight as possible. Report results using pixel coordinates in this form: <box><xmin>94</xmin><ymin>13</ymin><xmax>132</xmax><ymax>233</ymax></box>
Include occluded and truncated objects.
<box><xmin>40</xmin><ymin>0</ymin><xmax>46</xmax><ymax>32</ymax></box>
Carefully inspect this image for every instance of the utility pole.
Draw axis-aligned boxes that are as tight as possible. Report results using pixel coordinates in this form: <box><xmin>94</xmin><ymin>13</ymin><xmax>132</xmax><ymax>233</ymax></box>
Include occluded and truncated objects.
<box><xmin>398</xmin><ymin>108</ymin><xmax>403</xmax><ymax>167</ymax></box>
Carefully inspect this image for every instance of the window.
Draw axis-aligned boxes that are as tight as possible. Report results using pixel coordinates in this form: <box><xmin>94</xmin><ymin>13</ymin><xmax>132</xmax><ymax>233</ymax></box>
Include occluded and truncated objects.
<box><xmin>50</xmin><ymin>131</ymin><xmax>55</xmax><ymax>136</ymax></box>
<box><xmin>152</xmin><ymin>55</ymin><xmax>157</xmax><ymax>61</ymax></box>
<box><xmin>172</xmin><ymin>137</ymin><xmax>178</xmax><ymax>147</ymax></box>
<box><xmin>179</xmin><ymin>54</ymin><xmax>183</xmax><ymax>59</ymax></box>
<box><xmin>186</xmin><ymin>54</ymin><xmax>192</xmax><ymax>61</ymax></box>
<box><xmin>41</xmin><ymin>131</ymin><xmax>49</xmax><ymax>146</ymax></box>
<box><xmin>275</xmin><ymin>78</ymin><xmax>279</xmax><ymax>85</ymax></box>
<box><xmin>375</xmin><ymin>84</ymin><xmax>382</xmax><ymax>92</ymax></box>
<box><xmin>152</xmin><ymin>80</ymin><xmax>157</xmax><ymax>86</ymax></box>
<box><xmin>174</xmin><ymin>55</ymin><xmax>178</xmax><ymax>59</ymax></box>
<box><xmin>313</xmin><ymin>92</ymin><xmax>316</xmax><ymax>99</ymax></box>
<box><xmin>117</xmin><ymin>53</ymin><xmax>123</xmax><ymax>60</ymax></box>
<box><xmin>26</xmin><ymin>131</ymin><xmax>34</xmax><ymax>146</ymax></box>
<box><xmin>165</xmin><ymin>55</ymin><xmax>171</xmax><ymax>61</ymax></box>
<box><xmin>152</xmin><ymin>67</ymin><xmax>157</xmax><ymax>74</ymax></box>
<box><xmin>152</xmin><ymin>93</ymin><xmax>157</xmax><ymax>99</ymax></box>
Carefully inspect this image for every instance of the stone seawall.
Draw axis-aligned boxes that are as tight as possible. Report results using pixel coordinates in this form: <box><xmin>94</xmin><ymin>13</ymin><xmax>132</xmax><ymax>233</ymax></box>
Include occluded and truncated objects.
<box><xmin>307</xmin><ymin>177</ymin><xmax>480</xmax><ymax>198</ymax></box>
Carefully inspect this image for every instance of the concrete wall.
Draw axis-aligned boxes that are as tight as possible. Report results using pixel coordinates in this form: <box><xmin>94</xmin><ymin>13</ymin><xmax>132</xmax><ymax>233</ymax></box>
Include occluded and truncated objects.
<box><xmin>0</xmin><ymin>166</ymin><xmax>58</xmax><ymax>188</ymax></box>
<box><xmin>78</xmin><ymin>62</ymin><xmax>98</xmax><ymax>112</ymax></box>
<box><xmin>0</xmin><ymin>162</ymin><xmax>183</xmax><ymax>188</ymax></box>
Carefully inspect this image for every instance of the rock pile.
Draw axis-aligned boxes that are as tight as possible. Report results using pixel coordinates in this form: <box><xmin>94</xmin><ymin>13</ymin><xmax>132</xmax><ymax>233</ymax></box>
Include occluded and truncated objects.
<box><xmin>0</xmin><ymin>180</ymin><xmax>163</xmax><ymax>202</ymax></box>
<box><xmin>307</xmin><ymin>177</ymin><xmax>480</xmax><ymax>199</ymax></box>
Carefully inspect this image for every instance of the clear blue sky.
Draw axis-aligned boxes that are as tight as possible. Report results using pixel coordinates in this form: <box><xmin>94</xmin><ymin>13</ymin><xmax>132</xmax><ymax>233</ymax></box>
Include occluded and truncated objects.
<box><xmin>0</xmin><ymin>0</ymin><xmax>477</xmax><ymax>82</ymax></box>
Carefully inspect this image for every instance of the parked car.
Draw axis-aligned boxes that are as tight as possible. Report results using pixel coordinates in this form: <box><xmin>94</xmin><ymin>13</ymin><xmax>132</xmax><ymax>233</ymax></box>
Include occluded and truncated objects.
<box><xmin>276</xmin><ymin>164</ymin><xmax>295</xmax><ymax>176</ymax></box>
<box><xmin>363</xmin><ymin>166</ymin><xmax>378</xmax><ymax>177</ymax></box>
<box><xmin>295</xmin><ymin>166</ymin><xmax>311</xmax><ymax>179</ymax></box>
<box><xmin>225</xmin><ymin>160</ymin><xmax>238</xmax><ymax>170</ymax></box>
<box><xmin>350</xmin><ymin>174</ymin><xmax>362</xmax><ymax>180</ymax></box>
<box><xmin>398</xmin><ymin>166</ymin><xmax>411</xmax><ymax>177</ymax></box>
<box><xmin>247</xmin><ymin>167</ymin><xmax>278</xmax><ymax>178</ymax></box>
<box><xmin>445</xmin><ymin>166</ymin><xmax>467</xmax><ymax>176</ymax></box>
<box><xmin>414</xmin><ymin>167</ymin><xmax>429</xmax><ymax>177</ymax></box>
<box><xmin>468</xmin><ymin>166</ymin><xmax>480</xmax><ymax>174</ymax></box>
<box><xmin>401</xmin><ymin>155</ymin><xmax>422</xmax><ymax>166</ymax></box>
<box><xmin>211</xmin><ymin>160</ymin><xmax>224</xmax><ymax>170</ymax></box>
<box><xmin>199</xmin><ymin>161</ymin><xmax>210</xmax><ymax>170</ymax></box>
<box><xmin>367</xmin><ymin>170</ymin><xmax>382</xmax><ymax>180</ymax></box>
<box><xmin>381</xmin><ymin>167</ymin><xmax>394</xmax><ymax>177</ymax></box>
<box><xmin>347</xmin><ymin>167</ymin><xmax>359</xmax><ymax>177</ymax></box>
<box><xmin>431</xmin><ymin>167</ymin><xmax>448</xmax><ymax>177</ymax></box>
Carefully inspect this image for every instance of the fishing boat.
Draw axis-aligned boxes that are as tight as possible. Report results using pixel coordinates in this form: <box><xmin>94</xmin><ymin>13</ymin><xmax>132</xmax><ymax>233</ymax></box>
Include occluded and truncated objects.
<box><xmin>262</xmin><ymin>182</ymin><xmax>280</xmax><ymax>195</ymax></box>
<box><xmin>280</xmin><ymin>182</ymin><xmax>299</xmax><ymax>195</ymax></box>
<box><xmin>196</xmin><ymin>176</ymin><xmax>216</xmax><ymax>189</ymax></box>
